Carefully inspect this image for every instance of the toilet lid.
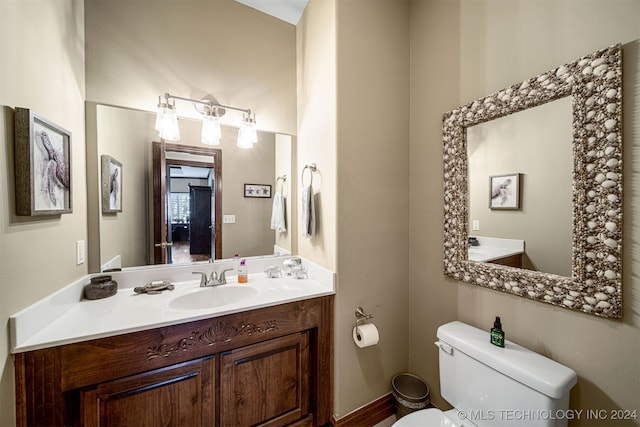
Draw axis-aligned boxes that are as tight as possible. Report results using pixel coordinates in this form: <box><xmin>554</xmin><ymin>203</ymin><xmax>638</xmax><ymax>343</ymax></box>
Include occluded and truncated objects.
<box><xmin>393</xmin><ymin>408</ymin><xmax>460</xmax><ymax>427</ymax></box>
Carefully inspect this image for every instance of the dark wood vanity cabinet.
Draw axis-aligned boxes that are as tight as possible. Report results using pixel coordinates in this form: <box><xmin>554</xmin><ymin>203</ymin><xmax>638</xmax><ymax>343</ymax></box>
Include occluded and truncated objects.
<box><xmin>220</xmin><ymin>332</ymin><xmax>312</xmax><ymax>427</ymax></box>
<box><xmin>14</xmin><ymin>296</ymin><xmax>333</xmax><ymax>427</ymax></box>
<box><xmin>81</xmin><ymin>356</ymin><xmax>216</xmax><ymax>426</ymax></box>
<box><xmin>488</xmin><ymin>253</ymin><xmax>523</xmax><ymax>269</ymax></box>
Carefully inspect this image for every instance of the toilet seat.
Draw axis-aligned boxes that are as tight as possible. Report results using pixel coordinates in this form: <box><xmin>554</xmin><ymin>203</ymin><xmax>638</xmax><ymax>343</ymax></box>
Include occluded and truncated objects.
<box><xmin>392</xmin><ymin>408</ymin><xmax>464</xmax><ymax>427</ymax></box>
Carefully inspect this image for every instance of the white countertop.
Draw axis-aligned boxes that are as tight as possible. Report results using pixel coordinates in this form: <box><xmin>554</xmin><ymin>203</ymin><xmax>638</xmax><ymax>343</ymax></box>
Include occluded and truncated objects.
<box><xmin>10</xmin><ymin>257</ymin><xmax>334</xmax><ymax>353</ymax></box>
<box><xmin>468</xmin><ymin>236</ymin><xmax>524</xmax><ymax>262</ymax></box>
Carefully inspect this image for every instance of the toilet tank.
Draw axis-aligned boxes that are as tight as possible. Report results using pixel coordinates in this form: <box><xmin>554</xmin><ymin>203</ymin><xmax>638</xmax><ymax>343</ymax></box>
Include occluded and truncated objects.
<box><xmin>436</xmin><ymin>321</ymin><xmax>577</xmax><ymax>427</ymax></box>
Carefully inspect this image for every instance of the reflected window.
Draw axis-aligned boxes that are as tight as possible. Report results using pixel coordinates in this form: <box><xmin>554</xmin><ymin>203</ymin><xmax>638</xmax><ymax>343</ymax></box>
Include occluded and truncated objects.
<box><xmin>170</xmin><ymin>193</ymin><xmax>190</xmax><ymax>223</ymax></box>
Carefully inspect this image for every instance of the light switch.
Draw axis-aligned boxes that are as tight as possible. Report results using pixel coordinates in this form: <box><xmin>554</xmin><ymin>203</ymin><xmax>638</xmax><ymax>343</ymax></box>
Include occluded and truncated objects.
<box><xmin>472</xmin><ymin>220</ymin><xmax>480</xmax><ymax>231</ymax></box>
<box><xmin>223</xmin><ymin>215</ymin><xmax>236</xmax><ymax>224</ymax></box>
<box><xmin>76</xmin><ymin>240</ymin><xmax>85</xmax><ymax>265</ymax></box>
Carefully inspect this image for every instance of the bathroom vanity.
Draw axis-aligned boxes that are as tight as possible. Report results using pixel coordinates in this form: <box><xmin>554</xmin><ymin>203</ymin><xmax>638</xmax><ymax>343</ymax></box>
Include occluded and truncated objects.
<box><xmin>11</xmin><ymin>259</ymin><xmax>334</xmax><ymax>427</ymax></box>
<box><xmin>467</xmin><ymin>237</ymin><xmax>524</xmax><ymax>268</ymax></box>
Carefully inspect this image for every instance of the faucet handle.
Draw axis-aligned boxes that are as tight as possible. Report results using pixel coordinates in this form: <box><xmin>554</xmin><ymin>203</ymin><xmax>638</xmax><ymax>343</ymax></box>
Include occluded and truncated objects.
<box><xmin>292</xmin><ymin>266</ymin><xmax>307</xmax><ymax>279</ymax></box>
<box><xmin>219</xmin><ymin>268</ymin><xmax>234</xmax><ymax>284</ymax></box>
<box><xmin>265</xmin><ymin>266</ymin><xmax>282</xmax><ymax>278</ymax></box>
<box><xmin>192</xmin><ymin>271</ymin><xmax>208</xmax><ymax>287</ymax></box>
<box><xmin>282</xmin><ymin>257</ymin><xmax>302</xmax><ymax>275</ymax></box>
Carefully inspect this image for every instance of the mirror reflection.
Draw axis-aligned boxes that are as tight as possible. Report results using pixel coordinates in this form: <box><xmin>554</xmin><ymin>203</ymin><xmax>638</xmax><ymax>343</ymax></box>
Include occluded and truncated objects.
<box><xmin>157</xmin><ymin>145</ymin><xmax>221</xmax><ymax>265</ymax></box>
<box><xmin>467</xmin><ymin>97</ymin><xmax>573</xmax><ymax>277</ymax></box>
<box><xmin>87</xmin><ymin>104</ymin><xmax>293</xmax><ymax>272</ymax></box>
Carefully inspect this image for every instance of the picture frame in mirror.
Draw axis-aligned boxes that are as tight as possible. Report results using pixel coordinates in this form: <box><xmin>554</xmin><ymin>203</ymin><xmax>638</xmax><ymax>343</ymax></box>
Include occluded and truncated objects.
<box><xmin>101</xmin><ymin>155</ymin><xmax>122</xmax><ymax>213</ymax></box>
<box><xmin>489</xmin><ymin>173</ymin><xmax>521</xmax><ymax>210</ymax></box>
<box><xmin>244</xmin><ymin>183</ymin><xmax>272</xmax><ymax>198</ymax></box>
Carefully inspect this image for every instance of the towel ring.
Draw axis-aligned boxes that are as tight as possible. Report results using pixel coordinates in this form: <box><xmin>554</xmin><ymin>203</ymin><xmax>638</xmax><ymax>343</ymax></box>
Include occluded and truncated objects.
<box><xmin>301</xmin><ymin>163</ymin><xmax>317</xmax><ymax>187</ymax></box>
<box><xmin>276</xmin><ymin>175</ymin><xmax>287</xmax><ymax>192</ymax></box>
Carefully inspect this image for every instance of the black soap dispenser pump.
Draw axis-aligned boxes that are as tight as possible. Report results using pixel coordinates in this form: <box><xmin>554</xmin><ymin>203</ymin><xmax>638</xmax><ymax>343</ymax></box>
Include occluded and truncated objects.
<box><xmin>490</xmin><ymin>316</ymin><xmax>505</xmax><ymax>347</ymax></box>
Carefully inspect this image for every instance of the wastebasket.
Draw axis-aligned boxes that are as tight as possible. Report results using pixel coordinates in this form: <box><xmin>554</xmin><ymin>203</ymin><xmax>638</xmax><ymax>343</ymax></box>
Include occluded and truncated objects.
<box><xmin>391</xmin><ymin>373</ymin><xmax>430</xmax><ymax>419</ymax></box>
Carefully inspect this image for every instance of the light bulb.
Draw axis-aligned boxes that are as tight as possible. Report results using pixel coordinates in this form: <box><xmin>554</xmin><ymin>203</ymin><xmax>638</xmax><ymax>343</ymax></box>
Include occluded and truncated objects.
<box><xmin>201</xmin><ymin>114</ymin><xmax>221</xmax><ymax>145</ymax></box>
<box><xmin>155</xmin><ymin>102</ymin><xmax>168</xmax><ymax>132</ymax></box>
<box><xmin>159</xmin><ymin>104</ymin><xmax>180</xmax><ymax>141</ymax></box>
<box><xmin>237</xmin><ymin>123</ymin><xmax>253</xmax><ymax>149</ymax></box>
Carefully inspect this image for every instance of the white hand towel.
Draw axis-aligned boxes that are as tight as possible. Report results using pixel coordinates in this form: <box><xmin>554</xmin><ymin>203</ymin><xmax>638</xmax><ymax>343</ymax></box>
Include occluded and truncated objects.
<box><xmin>270</xmin><ymin>191</ymin><xmax>287</xmax><ymax>233</ymax></box>
<box><xmin>301</xmin><ymin>185</ymin><xmax>315</xmax><ymax>238</ymax></box>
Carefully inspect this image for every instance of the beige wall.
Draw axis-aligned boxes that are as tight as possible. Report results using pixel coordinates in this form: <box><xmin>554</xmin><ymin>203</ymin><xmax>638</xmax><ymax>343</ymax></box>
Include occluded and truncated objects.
<box><xmin>0</xmin><ymin>1</ymin><xmax>86</xmax><ymax>424</ymax></box>
<box><xmin>409</xmin><ymin>0</ymin><xmax>461</xmax><ymax>413</ymax></box>
<box><xmin>296</xmin><ymin>0</ymin><xmax>338</xmax><ymax>271</ymax></box>
<box><xmin>275</xmin><ymin>133</ymin><xmax>296</xmax><ymax>254</ymax></box>
<box><xmin>91</xmin><ymin>105</ymin><xmax>150</xmax><ymax>269</ymax></box>
<box><xmin>85</xmin><ymin>0</ymin><xmax>297</xmax><ymax>135</ymax></box>
<box><xmin>333</xmin><ymin>0</ymin><xmax>411</xmax><ymax>418</ymax></box>
<box><xmin>410</xmin><ymin>0</ymin><xmax>640</xmax><ymax>422</ymax></box>
<box><xmin>219</xmin><ymin>127</ymin><xmax>277</xmax><ymax>259</ymax></box>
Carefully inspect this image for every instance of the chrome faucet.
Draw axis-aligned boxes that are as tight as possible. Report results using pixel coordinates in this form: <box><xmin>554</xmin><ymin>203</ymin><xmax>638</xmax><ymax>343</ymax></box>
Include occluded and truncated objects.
<box><xmin>192</xmin><ymin>268</ymin><xmax>234</xmax><ymax>287</ymax></box>
<box><xmin>281</xmin><ymin>257</ymin><xmax>307</xmax><ymax>279</ymax></box>
<box><xmin>282</xmin><ymin>257</ymin><xmax>302</xmax><ymax>275</ymax></box>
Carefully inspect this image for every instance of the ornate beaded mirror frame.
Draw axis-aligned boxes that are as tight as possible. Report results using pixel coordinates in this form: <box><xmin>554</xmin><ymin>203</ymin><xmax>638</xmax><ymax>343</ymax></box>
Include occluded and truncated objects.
<box><xmin>442</xmin><ymin>44</ymin><xmax>622</xmax><ymax>318</ymax></box>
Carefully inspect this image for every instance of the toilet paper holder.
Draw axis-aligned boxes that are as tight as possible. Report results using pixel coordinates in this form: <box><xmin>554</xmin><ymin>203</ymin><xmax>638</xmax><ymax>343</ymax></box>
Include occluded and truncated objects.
<box><xmin>355</xmin><ymin>306</ymin><xmax>373</xmax><ymax>327</ymax></box>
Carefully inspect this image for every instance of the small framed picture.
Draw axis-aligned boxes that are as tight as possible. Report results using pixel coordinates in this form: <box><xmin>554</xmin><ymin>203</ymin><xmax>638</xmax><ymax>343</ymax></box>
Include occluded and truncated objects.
<box><xmin>14</xmin><ymin>108</ymin><xmax>72</xmax><ymax>216</ymax></box>
<box><xmin>489</xmin><ymin>173</ymin><xmax>521</xmax><ymax>210</ymax></box>
<box><xmin>244</xmin><ymin>183</ymin><xmax>272</xmax><ymax>198</ymax></box>
<box><xmin>101</xmin><ymin>155</ymin><xmax>123</xmax><ymax>213</ymax></box>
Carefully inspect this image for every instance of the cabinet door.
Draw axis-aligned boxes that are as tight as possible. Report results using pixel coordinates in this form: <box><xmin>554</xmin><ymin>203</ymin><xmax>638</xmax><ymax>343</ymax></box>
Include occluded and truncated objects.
<box><xmin>220</xmin><ymin>332</ymin><xmax>310</xmax><ymax>427</ymax></box>
<box><xmin>81</xmin><ymin>356</ymin><xmax>214</xmax><ymax>426</ymax></box>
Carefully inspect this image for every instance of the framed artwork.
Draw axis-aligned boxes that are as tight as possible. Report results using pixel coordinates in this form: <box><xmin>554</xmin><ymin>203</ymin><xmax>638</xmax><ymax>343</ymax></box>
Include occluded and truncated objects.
<box><xmin>244</xmin><ymin>183</ymin><xmax>271</xmax><ymax>198</ymax></box>
<box><xmin>101</xmin><ymin>155</ymin><xmax>123</xmax><ymax>213</ymax></box>
<box><xmin>14</xmin><ymin>108</ymin><xmax>72</xmax><ymax>216</ymax></box>
<box><xmin>489</xmin><ymin>173</ymin><xmax>521</xmax><ymax>210</ymax></box>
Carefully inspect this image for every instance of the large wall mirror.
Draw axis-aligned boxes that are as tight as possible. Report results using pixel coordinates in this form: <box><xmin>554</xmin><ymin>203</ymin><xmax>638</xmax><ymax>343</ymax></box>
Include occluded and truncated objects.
<box><xmin>443</xmin><ymin>45</ymin><xmax>623</xmax><ymax>318</ymax></box>
<box><xmin>86</xmin><ymin>103</ymin><xmax>294</xmax><ymax>273</ymax></box>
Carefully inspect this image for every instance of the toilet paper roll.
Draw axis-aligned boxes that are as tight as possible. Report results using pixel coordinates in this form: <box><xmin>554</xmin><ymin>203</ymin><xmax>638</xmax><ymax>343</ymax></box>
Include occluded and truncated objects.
<box><xmin>353</xmin><ymin>323</ymin><xmax>379</xmax><ymax>348</ymax></box>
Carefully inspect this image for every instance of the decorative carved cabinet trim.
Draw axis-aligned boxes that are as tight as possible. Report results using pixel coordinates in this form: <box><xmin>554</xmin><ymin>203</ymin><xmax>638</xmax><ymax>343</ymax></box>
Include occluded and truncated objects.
<box><xmin>146</xmin><ymin>320</ymin><xmax>278</xmax><ymax>359</ymax></box>
<box><xmin>14</xmin><ymin>296</ymin><xmax>333</xmax><ymax>427</ymax></box>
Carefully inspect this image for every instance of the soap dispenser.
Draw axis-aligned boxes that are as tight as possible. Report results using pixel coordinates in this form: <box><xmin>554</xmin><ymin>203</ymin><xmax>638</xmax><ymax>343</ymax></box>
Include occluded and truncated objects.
<box><xmin>490</xmin><ymin>316</ymin><xmax>505</xmax><ymax>347</ymax></box>
<box><xmin>238</xmin><ymin>259</ymin><xmax>248</xmax><ymax>283</ymax></box>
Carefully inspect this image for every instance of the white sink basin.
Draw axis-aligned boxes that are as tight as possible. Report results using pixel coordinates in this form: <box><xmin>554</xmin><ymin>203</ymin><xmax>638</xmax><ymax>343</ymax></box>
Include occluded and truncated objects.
<box><xmin>168</xmin><ymin>285</ymin><xmax>258</xmax><ymax>310</ymax></box>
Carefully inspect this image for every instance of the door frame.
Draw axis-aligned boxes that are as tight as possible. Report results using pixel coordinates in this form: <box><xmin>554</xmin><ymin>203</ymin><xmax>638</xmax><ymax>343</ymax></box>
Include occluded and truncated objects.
<box><xmin>152</xmin><ymin>141</ymin><xmax>222</xmax><ymax>264</ymax></box>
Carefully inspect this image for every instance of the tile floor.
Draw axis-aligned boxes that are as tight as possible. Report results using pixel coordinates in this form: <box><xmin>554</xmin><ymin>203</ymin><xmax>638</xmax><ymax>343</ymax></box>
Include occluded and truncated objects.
<box><xmin>372</xmin><ymin>415</ymin><xmax>396</xmax><ymax>427</ymax></box>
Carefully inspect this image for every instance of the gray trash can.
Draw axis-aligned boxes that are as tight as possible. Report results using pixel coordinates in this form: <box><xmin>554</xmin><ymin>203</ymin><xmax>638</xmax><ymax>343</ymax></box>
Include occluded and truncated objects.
<box><xmin>391</xmin><ymin>373</ymin><xmax>430</xmax><ymax>419</ymax></box>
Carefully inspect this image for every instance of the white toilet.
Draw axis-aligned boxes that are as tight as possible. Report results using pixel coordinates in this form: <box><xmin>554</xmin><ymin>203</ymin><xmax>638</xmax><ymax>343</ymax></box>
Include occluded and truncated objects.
<box><xmin>394</xmin><ymin>321</ymin><xmax>577</xmax><ymax>427</ymax></box>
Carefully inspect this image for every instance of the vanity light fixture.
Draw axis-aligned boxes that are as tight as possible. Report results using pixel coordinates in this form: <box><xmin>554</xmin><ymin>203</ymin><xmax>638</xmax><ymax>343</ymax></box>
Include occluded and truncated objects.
<box><xmin>155</xmin><ymin>93</ymin><xmax>255</xmax><ymax>147</ymax></box>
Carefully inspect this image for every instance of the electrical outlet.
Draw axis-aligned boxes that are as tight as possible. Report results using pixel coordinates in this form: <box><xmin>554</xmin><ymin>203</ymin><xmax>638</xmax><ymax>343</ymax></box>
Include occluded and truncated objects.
<box><xmin>472</xmin><ymin>220</ymin><xmax>480</xmax><ymax>231</ymax></box>
<box><xmin>76</xmin><ymin>240</ymin><xmax>85</xmax><ymax>265</ymax></box>
<box><xmin>223</xmin><ymin>214</ymin><xmax>236</xmax><ymax>224</ymax></box>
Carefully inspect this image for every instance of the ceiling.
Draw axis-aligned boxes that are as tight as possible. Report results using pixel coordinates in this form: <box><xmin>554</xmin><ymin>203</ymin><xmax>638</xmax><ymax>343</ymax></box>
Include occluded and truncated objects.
<box><xmin>234</xmin><ymin>0</ymin><xmax>309</xmax><ymax>25</ymax></box>
<box><xmin>170</xmin><ymin>166</ymin><xmax>212</xmax><ymax>179</ymax></box>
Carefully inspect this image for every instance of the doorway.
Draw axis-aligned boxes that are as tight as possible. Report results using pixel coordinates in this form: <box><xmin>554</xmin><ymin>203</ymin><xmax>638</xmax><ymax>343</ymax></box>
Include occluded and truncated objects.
<box><xmin>152</xmin><ymin>142</ymin><xmax>222</xmax><ymax>265</ymax></box>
